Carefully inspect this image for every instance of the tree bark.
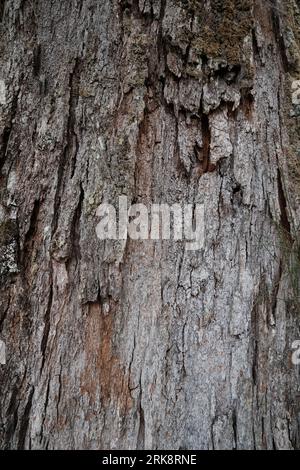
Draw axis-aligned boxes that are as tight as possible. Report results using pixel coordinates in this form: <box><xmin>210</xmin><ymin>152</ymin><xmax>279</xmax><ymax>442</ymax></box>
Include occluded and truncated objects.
<box><xmin>0</xmin><ymin>0</ymin><xmax>300</xmax><ymax>450</ymax></box>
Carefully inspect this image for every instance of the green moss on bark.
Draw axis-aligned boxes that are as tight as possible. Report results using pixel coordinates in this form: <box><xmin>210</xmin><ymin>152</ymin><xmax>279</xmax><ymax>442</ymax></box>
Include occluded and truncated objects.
<box><xmin>181</xmin><ymin>0</ymin><xmax>254</xmax><ymax>65</ymax></box>
<box><xmin>0</xmin><ymin>220</ymin><xmax>17</xmax><ymax>246</ymax></box>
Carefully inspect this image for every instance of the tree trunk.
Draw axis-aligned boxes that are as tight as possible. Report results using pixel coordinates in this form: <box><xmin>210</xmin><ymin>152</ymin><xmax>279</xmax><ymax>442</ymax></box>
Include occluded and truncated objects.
<box><xmin>0</xmin><ymin>0</ymin><xmax>300</xmax><ymax>450</ymax></box>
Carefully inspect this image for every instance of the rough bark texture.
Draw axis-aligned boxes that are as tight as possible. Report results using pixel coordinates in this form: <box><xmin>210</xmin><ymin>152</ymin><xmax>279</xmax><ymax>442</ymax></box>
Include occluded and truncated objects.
<box><xmin>0</xmin><ymin>0</ymin><xmax>300</xmax><ymax>450</ymax></box>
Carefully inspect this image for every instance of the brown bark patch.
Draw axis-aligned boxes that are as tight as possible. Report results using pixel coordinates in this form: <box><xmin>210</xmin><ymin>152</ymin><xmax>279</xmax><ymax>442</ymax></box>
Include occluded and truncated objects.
<box><xmin>80</xmin><ymin>301</ymin><xmax>132</xmax><ymax>413</ymax></box>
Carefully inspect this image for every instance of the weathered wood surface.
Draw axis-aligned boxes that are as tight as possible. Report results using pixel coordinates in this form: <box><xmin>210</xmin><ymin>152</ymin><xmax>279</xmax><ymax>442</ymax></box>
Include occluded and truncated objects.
<box><xmin>0</xmin><ymin>0</ymin><xmax>300</xmax><ymax>449</ymax></box>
